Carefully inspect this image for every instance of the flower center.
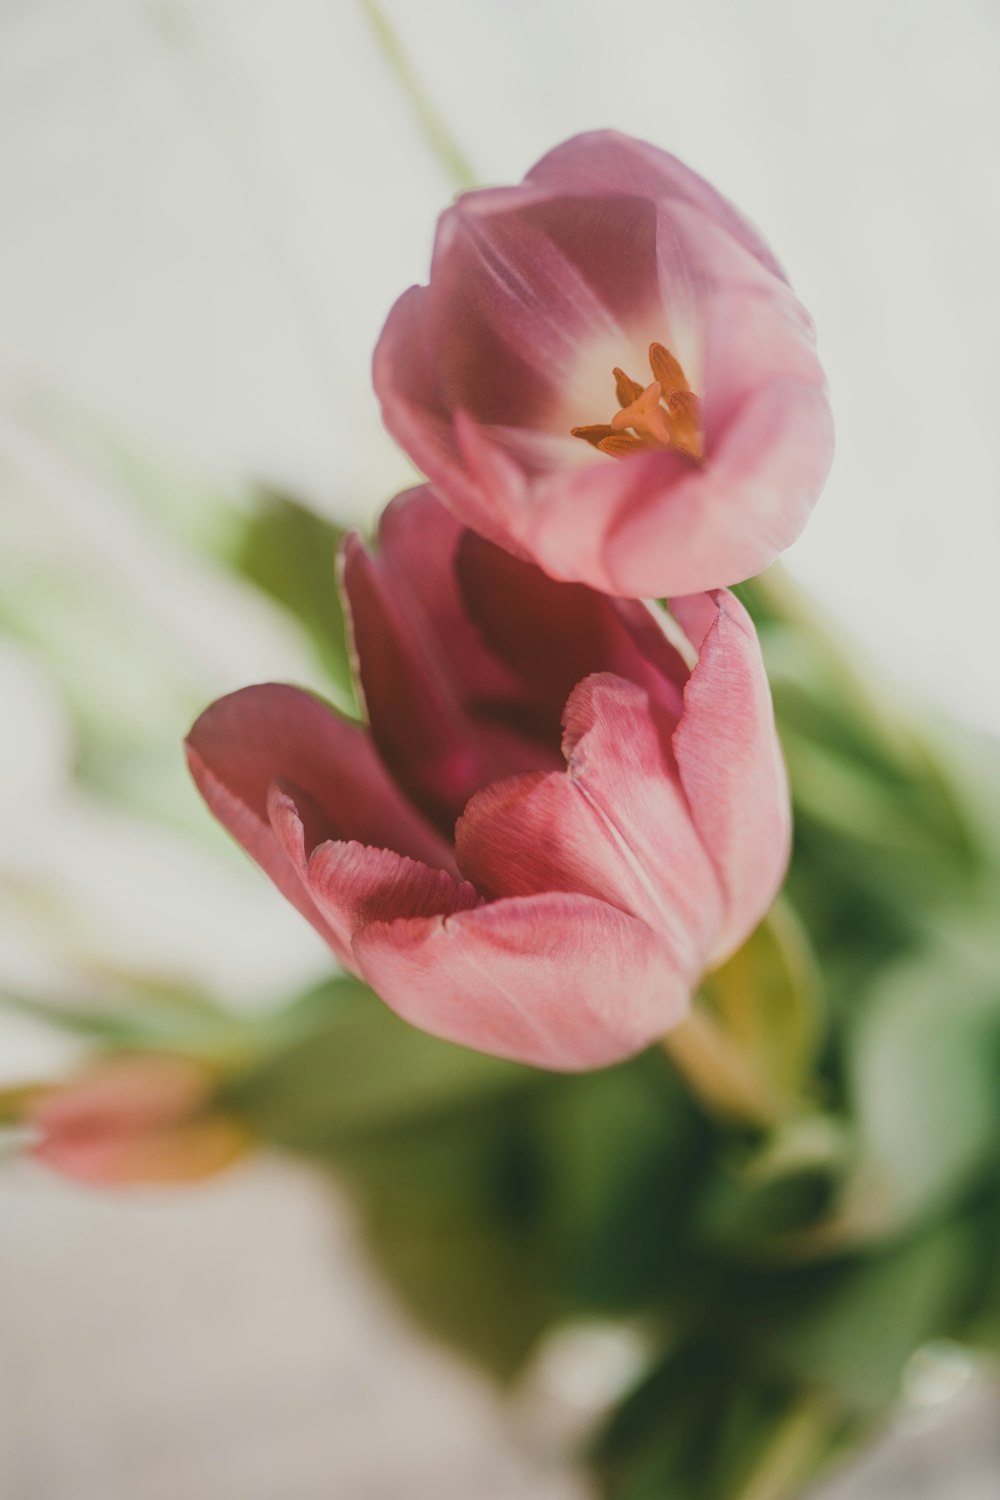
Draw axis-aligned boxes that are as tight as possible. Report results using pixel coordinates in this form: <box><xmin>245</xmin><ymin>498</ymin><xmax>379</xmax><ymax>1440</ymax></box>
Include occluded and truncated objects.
<box><xmin>571</xmin><ymin>342</ymin><xmax>703</xmax><ymax>462</ymax></box>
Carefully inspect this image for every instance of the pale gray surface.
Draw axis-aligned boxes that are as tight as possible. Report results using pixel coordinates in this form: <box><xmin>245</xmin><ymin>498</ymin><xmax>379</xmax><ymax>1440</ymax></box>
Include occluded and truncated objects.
<box><xmin>0</xmin><ymin>1157</ymin><xmax>585</xmax><ymax>1500</ymax></box>
<box><xmin>1</xmin><ymin>1155</ymin><xmax>997</xmax><ymax>1500</ymax></box>
<box><xmin>816</xmin><ymin>1391</ymin><xmax>1000</xmax><ymax>1500</ymax></box>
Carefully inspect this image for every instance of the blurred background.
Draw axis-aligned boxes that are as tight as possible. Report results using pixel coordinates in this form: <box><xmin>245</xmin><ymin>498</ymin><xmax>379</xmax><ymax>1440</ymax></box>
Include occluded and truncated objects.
<box><xmin>1</xmin><ymin>1</ymin><xmax>999</xmax><ymax>1495</ymax></box>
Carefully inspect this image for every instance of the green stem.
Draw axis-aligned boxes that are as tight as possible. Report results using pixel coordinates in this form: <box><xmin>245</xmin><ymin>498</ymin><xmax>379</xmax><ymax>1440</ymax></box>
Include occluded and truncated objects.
<box><xmin>732</xmin><ymin>1395</ymin><xmax>840</xmax><ymax>1500</ymax></box>
<box><xmin>661</xmin><ymin>1003</ymin><xmax>788</xmax><ymax>1131</ymax></box>
<box><xmin>359</xmin><ymin>0</ymin><xmax>476</xmax><ymax>190</ymax></box>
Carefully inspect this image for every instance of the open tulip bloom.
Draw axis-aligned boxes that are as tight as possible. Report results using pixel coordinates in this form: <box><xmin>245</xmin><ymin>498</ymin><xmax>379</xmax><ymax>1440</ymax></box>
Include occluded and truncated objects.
<box><xmin>374</xmin><ymin>130</ymin><xmax>834</xmax><ymax>598</ymax></box>
<box><xmin>187</xmin><ymin>487</ymin><xmax>790</xmax><ymax>1071</ymax></box>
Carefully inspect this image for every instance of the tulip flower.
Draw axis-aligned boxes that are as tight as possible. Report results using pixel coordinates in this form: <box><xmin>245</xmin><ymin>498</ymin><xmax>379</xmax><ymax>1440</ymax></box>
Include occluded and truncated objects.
<box><xmin>27</xmin><ymin>1055</ymin><xmax>249</xmax><ymax>1187</ymax></box>
<box><xmin>374</xmin><ymin>130</ymin><xmax>833</xmax><ymax>599</ymax></box>
<box><xmin>187</xmin><ymin>488</ymin><xmax>790</xmax><ymax>1071</ymax></box>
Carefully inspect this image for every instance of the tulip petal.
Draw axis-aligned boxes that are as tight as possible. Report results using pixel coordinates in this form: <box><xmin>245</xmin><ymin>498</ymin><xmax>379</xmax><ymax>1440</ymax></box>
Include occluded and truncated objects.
<box><xmin>455</xmin><ymin>530</ymin><xmax>689</xmax><ymax>727</ymax></box>
<box><xmin>670</xmin><ymin>591</ymin><xmax>791</xmax><ymax>959</ymax></box>
<box><xmin>186</xmin><ymin>685</ymin><xmax>453</xmax><ymax>961</ymax></box>
<box><xmin>373</xmin><ymin>286</ymin><xmax>490</xmax><ymax>524</ymax></box>
<box><xmin>352</xmin><ymin>892</ymin><xmax>689</xmax><ymax>1071</ymax></box>
<box><xmin>456</xmin><ymin>674</ymin><xmax>724</xmax><ymax>974</ymax></box>
<box><xmin>303</xmin><ymin>836</ymin><xmax>479</xmax><ymax>954</ymax></box>
<box><xmin>427</xmin><ymin>188</ymin><xmax>660</xmax><ymax>422</ymax></box>
<box><xmin>341</xmin><ymin>496</ymin><xmax>560</xmax><ymax>831</ymax></box>
<box><xmin>372</xmin><ymin>487</ymin><xmax>518</xmax><ymax>703</ymax></box>
<box><xmin>527</xmin><ymin>129</ymin><xmax>787</xmax><ymax>279</ymax></box>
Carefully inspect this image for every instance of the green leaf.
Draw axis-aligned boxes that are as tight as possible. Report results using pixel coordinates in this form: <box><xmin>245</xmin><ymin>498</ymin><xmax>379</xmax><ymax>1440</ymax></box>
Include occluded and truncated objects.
<box><xmin>592</xmin><ymin>1336</ymin><xmax>855</xmax><ymax>1500</ymax></box>
<box><xmin>531</xmin><ymin>1059</ymin><xmax>710</xmax><ymax>1311</ymax></box>
<box><xmin>768</xmin><ymin>1219</ymin><xmax>980</xmax><ymax>1414</ymax></box>
<box><xmin>229</xmin><ymin>492</ymin><xmax>357</xmax><ymax>711</ymax></box>
<box><xmin>230</xmin><ymin>976</ymin><xmax>534</xmax><ymax>1150</ymax></box>
<box><xmin>0</xmin><ymin>974</ymin><xmax>269</xmax><ymax>1069</ymax></box>
<box><xmin>819</xmin><ymin>947</ymin><xmax>1000</xmax><ymax>1245</ymax></box>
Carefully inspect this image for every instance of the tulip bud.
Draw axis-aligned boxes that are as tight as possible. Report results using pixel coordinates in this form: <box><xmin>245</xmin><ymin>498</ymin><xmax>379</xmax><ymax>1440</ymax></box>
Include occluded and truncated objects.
<box><xmin>26</xmin><ymin>1053</ymin><xmax>249</xmax><ymax>1187</ymax></box>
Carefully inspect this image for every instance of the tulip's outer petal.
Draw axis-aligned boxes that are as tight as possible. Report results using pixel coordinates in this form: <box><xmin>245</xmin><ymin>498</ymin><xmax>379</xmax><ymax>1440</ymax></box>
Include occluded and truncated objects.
<box><xmin>545</xmin><ymin>385</ymin><xmax>832</xmax><ymax>598</ymax></box>
<box><xmin>670</xmin><ymin>591</ymin><xmax>791</xmax><ymax>959</ymax></box>
<box><xmin>373</xmin><ymin>288</ymin><xmax>508</xmax><ymax>549</ymax></box>
<box><xmin>352</xmin><ymin>892</ymin><xmax>690</xmax><ymax>1071</ymax></box>
<box><xmin>186</xmin><ymin>685</ymin><xmax>453</xmax><ymax>962</ymax></box>
<box><xmin>456</xmin><ymin>673</ymin><xmax>724</xmax><ymax>974</ymax></box>
<box><xmin>526</xmin><ymin>128</ymin><xmax>787</xmax><ymax>280</ymax></box>
<box><xmin>455</xmin><ymin>530</ymin><xmax>689</xmax><ymax>727</ymax></box>
<box><xmin>498</xmin><ymin>443</ymin><xmax>682</xmax><ymax>596</ymax></box>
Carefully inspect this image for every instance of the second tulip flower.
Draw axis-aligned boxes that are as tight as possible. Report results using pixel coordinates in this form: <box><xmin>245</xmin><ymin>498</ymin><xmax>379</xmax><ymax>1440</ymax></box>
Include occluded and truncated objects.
<box><xmin>187</xmin><ymin>488</ymin><xmax>790</xmax><ymax>1071</ymax></box>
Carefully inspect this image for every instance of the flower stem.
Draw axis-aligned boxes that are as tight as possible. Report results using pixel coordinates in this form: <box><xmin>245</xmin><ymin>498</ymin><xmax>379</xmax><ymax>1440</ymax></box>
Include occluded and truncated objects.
<box><xmin>731</xmin><ymin>1394</ymin><xmax>841</xmax><ymax>1500</ymax></box>
<box><xmin>661</xmin><ymin>1003</ymin><xmax>789</xmax><ymax>1131</ymax></box>
<box><xmin>358</xmin><ymin>0</ymin><xmax>477</xmax><ymax>190</ymax></box>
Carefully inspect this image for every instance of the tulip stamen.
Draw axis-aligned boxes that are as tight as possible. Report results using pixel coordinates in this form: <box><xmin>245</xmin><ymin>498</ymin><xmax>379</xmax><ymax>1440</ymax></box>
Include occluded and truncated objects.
<box><xmin>571</xmin><ymin>342</ymin><xmax>703</xmax><ymax>462</ymax></box>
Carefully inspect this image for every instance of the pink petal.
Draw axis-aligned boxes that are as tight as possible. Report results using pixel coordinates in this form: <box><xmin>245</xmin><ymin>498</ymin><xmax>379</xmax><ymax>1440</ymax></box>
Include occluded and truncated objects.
<box><xmin>29</xmin><ymin>1056</ymin><xmax>209</xmax><ymax>1137</ymax></box>
<box><xmin>455</xmin><ymin>674</ymin><xmax>724</xmax><ymax>975</ymax></box>
<box><xmin>426</xmin><ymin>187</ymin><xmax>661</xmax><ymax>422</ymax></box>
<box><xmin>532</xmin><ymin>387</ymin><xmax>833</xmax><ymax>598</ymax></box>
<box><xmin>341</xmin><ymin>500</ymin><xmax>558</xmax><ymax>831</ymax></box>
<box><xmin>265</xmin><ymin>778</ymin><xmax>474</xmax><ymax>984</ymax></box>
<box><xmin>352</xmin><ymin>892</ymin><xmax>689</xmax><ymax>1071</ymax></box>
<box><xmin>455</xmin><ymin>530</ymin><xmax>689</xmax><ymax>727</ymax></box>
<box><xmin>303</xmin><ymin>835</ymin><xmax>479</xmax><ymax>954</ymax></box>
<box><xmin>373</xmin><ymin>287</ymin><xmax>487</xmax><ymax>522</ymax></box>
<box><xmin>526</xmin><ymin>129</ymin><xmax>787</xmax><ymax>280</ymax></box>
<box><xmin>373</xmin><ymin>486</ymin><xmax>515</xmax><ymax>701</ymax></box>
<box><xmin>670</xmin><ymin>590</ymin><xmax>792</xmax><ymax>959</ymax></box>
<box><xmin>186</xmin><ymin>685</ymin><xmax>453</xmax><ymax>961</ymax></box>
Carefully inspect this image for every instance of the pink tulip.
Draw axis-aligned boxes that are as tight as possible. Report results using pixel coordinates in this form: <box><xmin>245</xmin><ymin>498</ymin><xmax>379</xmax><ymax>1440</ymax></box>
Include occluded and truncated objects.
<box><xmin>374</xmin><ymin>130</ymin><xmax>833</xmax><ymax>599</ymax></box>
<box><xmin>187</xmin><ymin>488</ymin><xmax>790</xmax><ymax>1071</ymax></box>
<box><xmin>27</xmin><ymin>1055</ymin><xmax>248</xmax><ymax>1187</ymax></box>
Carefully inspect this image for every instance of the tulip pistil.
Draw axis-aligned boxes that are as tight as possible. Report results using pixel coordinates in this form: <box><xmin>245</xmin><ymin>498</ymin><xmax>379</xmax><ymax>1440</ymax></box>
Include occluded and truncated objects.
<box><xmin>571</xmin><ymin>342</ymin><xmax>702</xmax><ymax>462</ymax></box>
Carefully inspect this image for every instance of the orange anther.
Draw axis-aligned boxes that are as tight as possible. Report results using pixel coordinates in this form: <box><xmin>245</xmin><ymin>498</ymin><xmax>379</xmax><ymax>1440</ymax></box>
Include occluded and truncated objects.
<box><xmin>571</xmin><ymin>343</ymin><xmax>702</xmax><ymax>464</ymax></box>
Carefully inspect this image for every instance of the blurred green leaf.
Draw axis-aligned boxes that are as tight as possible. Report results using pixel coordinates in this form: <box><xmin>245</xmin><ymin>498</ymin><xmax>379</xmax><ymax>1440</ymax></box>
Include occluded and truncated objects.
<box><xmin>532</xmin><ymin>1059</ymin><xmax>710</xmax><ymax>1311</ymax></box>
<box><xmin>818</xmin><ymin>947</ymin><xmax>1000</xmax><ymax>1245</ymax></box>
<box><xmin>768</xmin><ymin>1219</ymin><xmax>980</xmax><ymax>1414</ymax></box>
<box><xmin>231</xmin><ymin>975</ymin><xmax>534</xmax><ymax>1150</ymax></box>
<box><xmin>592</xmin><ymin>1335</ymin><xmax>854</xmax><ymax>1500</ymax></box>
<box><xmin>0</xmin><ymin>973</ymin><xmax>284</xmax><ymax>1072</ymax></box>
<box><xmin>229</xmin><ymin>492</ymin><xmax>357</xmax><ymax>711</ymax></box>
<box><xmin>335</xmin><ymin>1114</ymin><xmax>558</xmax><ymax>1378</ymax></box>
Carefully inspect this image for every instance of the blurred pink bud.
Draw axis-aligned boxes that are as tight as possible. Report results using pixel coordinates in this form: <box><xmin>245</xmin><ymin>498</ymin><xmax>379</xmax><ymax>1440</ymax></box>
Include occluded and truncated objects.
<box><xmin>187</xmin><ymin>488</ymin><xmax>790</xmax><ymax>1071</ymax></box>
<box><xmin>374</xmin><ymin>130</ymin><xmax>833</xmax><ymax>598</ymax></box>
<box><xmin>27</xmin><ymin>1054</ymin><xmax>248</xmax><ymax>1187</ymax></box>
